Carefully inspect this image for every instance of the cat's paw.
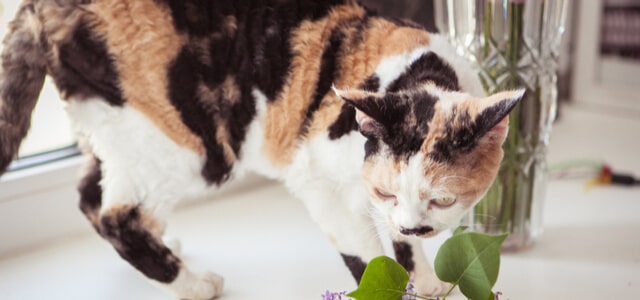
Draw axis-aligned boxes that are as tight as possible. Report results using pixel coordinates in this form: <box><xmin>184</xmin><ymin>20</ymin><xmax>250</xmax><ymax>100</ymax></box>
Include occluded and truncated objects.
<box><xmin>166</xmin><ymin>270</ymin><xmax>224</xmax><ymax>300</ymax></box>
<box><xmin>190</xmin><ymin>272</ymin><xmax>224</xmax><ymax>300</ymax></box>
<box><xmin>413</xmin><ymin>273</ymin><xmax>453</xmax><ymax>297</ymax></box>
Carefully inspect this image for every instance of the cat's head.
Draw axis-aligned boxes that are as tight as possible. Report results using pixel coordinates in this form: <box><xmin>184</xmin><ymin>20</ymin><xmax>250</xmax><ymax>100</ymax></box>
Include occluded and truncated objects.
<box><xmin>335</xmin><ymin>84</ymin><xmax>524</xmax><ymax>238</ymax></box>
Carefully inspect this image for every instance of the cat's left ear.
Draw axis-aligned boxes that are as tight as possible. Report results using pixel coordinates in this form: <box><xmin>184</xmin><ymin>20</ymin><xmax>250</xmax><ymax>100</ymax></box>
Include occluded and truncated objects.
<box><xmin>475</xmin><ymin>89</ymin><xmax>526</xmax><ymax>141</ymax></box>
<box><xmin>332</xmin><ymin>86</ymin><xmax>388</xmax><ymax>138</ymax></box>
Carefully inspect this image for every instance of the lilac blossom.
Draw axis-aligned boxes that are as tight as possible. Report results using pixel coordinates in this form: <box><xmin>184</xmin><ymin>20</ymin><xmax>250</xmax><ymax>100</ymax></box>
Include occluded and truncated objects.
<box><xmin>402</xmin><ymin>280</ymin><xmax>416</xmax><ymax>300</ymax></box>
<box><xmin>321</xmin><ymin>290</ymin><xmax>346</xmax><ymax>300</ymax></box>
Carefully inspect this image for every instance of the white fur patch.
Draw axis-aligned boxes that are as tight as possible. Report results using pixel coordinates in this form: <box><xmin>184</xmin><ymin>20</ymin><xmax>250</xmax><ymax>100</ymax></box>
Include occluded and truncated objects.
<box><xmin>370</xmin><ymin>153</ymin><xmax>469</xmax><ymax>236</ymax></box>
<box><xmin>66</xmin><ymin>98</ymin><xmax>210</xmax><ymax>216</ymax></box>
<box><xmin>282</xmin><ymin>131</ymin><xmax>385</xmax><ymax>260</ymax></box>
<box><xmin>236</xmin><ymin>89</ymin><xmax>281</xmax><ymax>179</ymax></box>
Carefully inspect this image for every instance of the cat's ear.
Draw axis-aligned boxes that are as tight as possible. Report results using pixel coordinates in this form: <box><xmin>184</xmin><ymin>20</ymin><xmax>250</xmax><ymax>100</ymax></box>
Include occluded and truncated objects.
<box><xmin>475</xmin><ymin>89</ymin><xmax>526</xmax><ymax>141</ymax></box>
<box><xmin>333</xmin><ymin>86</ymin><xmax>387</xmax><ymax>138</ymax></box>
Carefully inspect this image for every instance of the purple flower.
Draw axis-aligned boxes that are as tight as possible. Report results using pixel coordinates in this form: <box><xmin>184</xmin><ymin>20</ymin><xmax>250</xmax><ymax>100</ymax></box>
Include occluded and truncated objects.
<box><xmin>402</xmin><ymin>280</ymin><xmax>416</xmax><ymax>300</ymax></box>
<box><xmin>321</xmin><ymin>290</ymin><xmax>346</xmax><ymax>300</ymax></box>
<box><xmin>495</xmin><ymin>291</ymin><xmax>503</xmax><ymax>300</ymax></box>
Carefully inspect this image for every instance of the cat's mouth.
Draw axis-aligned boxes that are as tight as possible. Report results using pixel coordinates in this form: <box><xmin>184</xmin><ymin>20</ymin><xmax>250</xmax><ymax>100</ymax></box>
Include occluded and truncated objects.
<box><xmin>398</xmin><ymin>225</ymin><xmax>439</xmax><ymax>238</ymax></box>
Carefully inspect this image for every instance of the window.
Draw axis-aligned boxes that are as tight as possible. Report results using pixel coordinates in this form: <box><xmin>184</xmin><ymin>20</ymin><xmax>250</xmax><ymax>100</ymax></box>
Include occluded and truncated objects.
<box><xmin>573</xmin><ymin>0</ymin><xmax>640</xmax><ymax>113</ymax></box>
<box><xmin>0</xmin><ymin>1</ymin><xmax>77</xmax><ymax>171</ymax></box>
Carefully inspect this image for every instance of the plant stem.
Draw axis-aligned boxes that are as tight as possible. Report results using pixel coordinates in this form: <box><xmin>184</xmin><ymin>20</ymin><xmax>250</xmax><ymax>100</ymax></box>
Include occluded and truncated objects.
<box><xmin>404</xmin><ymin>293</ymin><xmax>439</xmax><ymax>300</ymax></box>
<box><xmin>442</xmin><ymin>283</ymin><xmax>457</xmax><ymax>300</ymax></box>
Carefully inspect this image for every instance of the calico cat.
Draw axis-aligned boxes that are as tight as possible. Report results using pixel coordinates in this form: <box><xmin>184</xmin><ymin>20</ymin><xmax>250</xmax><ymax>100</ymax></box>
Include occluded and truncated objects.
<box><xmin>0</xmin><ymin>0</ymin><xmax>523</xmax><ymax>299</ymax></box>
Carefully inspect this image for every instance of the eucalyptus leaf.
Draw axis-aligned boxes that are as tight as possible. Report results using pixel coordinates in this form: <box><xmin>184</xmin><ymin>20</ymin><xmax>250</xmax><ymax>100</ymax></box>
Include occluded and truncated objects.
<box><xmin>347</xmin><ymin>256</ymin><xmax>409</xmax><ymax>300</ymax></box>
<box><xmin>434</xmin><ymin>232</ymin><xmax>507</xmax><ymax>300</ymax></box>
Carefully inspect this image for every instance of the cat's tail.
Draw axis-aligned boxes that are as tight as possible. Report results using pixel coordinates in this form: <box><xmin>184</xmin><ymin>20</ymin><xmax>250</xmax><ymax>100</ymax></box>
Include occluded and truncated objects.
<box><xmin>0</xmin><ymin>3</ymin><xmax>48</xmax><ymax>175</ymax></box>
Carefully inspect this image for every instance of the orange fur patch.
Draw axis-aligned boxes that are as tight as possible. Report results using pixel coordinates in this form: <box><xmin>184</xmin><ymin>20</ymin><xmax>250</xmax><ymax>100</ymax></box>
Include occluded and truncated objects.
<box><xmin>262</xmin><ymin>5</ymin><xmax>367</xmax><ymax>166</ymax></box>
<box><xmin>361</xmin><ymin>157</ymin><xmax>401</xmax><ymax>202</ymax></box>
<box><xmin>87</xmin><ymin>0</ymin><xmax>205</xmax><ymax>154</ymax></box>
<box><xmin>420</xmin><ymin>100</ymin><xmax>450</xmax><ymax>154</ymax></box>
<box><xmin>418</xmin><ymin>93</ymin><xmax>507</xmax><ymax>208</ymax></box>
<box><xmin>101</xmin><ymin>203</ymin><xmax>166</xmax><ymax>238</ymax></box>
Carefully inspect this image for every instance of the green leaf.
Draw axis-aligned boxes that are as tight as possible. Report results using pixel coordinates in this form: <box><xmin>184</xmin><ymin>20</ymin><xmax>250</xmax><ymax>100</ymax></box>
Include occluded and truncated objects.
<box><xmin>453</xmin><ymin>226</ymin><xmax>469</xmax><ymax>236</ymax></box>
<box><xmin>347</xmin><ymin>256</ymin><xmax>409</xmax><ymax>300</ymax></box>
<box><xmin>434</xmin><ymin>232</ymin><xmax>507</xmax><ymax>300</ymax></box>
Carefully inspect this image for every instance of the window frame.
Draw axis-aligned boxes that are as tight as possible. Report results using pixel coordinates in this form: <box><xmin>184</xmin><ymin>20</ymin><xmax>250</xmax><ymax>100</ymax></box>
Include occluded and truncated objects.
<box><xmin>572</xmin><ymin>0</ymin><xmax>640</xmax><ymax>114</ymax></box>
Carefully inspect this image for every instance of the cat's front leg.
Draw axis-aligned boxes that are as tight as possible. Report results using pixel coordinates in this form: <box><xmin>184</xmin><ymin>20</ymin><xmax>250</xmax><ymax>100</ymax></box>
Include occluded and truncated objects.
<box><xmin>293</xmin><ymin>184</ymin><xmax>385</xmax><ymax>283</ymax></box>
<box><xmin>393</xmin><ymin>236</ymin><xmax>453</xmax><ymax>297</ymax></box>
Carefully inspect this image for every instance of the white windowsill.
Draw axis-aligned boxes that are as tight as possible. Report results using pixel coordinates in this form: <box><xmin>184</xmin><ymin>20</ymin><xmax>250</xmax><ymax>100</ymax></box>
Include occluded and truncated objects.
<box><xmin>0</xmin><ymin>156</ymin><xmax>86</xmax><ymax>256</ymax></box>
<box><xmin>0</xmin><ymin>155</ymin><xmax>269</xmax><ymax>257</ymax></box>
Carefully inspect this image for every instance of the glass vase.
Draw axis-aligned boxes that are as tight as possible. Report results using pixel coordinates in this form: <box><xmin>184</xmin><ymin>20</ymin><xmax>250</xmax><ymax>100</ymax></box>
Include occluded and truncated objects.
<box><xmin>435</xmin><ymin>0</ymin><xmax>568</xmax><ymax>251</ymax></box>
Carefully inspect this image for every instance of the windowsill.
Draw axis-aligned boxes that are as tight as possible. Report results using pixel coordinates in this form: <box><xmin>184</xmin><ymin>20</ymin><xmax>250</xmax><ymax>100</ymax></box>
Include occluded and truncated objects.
<box><xmin>0</xmin><ymin>155</ymin><xmax>269</xmax><ymax>257</ymax></box>
<box><xmin>0</xmin><ymin>104</ymin><xmax>638</xmax><ymax>299</ymax></box>
<box><xmin>0</xmin><ymin>183</ymin><xmax>370</xmax><ymax>300</ymax></box>
<box><xmin>0</xmin><ymin>156</ymin><xmax>87</xmax><ymax>256</ymax></box>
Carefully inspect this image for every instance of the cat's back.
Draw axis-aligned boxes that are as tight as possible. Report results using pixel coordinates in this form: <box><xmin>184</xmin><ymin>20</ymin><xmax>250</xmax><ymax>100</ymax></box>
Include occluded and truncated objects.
<box><xmin>27</xmin><ymin>0</ymin><xmax>457</xmax><ymax>185</ymax></box>
<box><xmin>29</xmin><ymin>0</ymin><xmax>373</xmax><ymax>184</ymax></box>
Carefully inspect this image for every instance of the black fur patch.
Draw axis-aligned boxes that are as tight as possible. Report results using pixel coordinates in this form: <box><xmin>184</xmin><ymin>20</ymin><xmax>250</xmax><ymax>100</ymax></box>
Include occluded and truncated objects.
<box><xmin>99</xmin><ymin>207</ymin><xmax>181</xmax><ymax>283</ymax></box>
<box><xmin>300</xmin><ymin>24</ymin><xmax>345</xmax><ymax>137</ymax></box>
<box><xmin>387</xmin><ymin>52</ymin><xmax>460</xmax><ymax>92</ymax></box>
<box><xmin>167</xmin><ymin>47</ymin><xmax>233</xmax><ymax>185</ymax></box>
<box><xmin>364</xmin><ymin>138</ymin><xmax>381</xmax><ymax>159</ymax></box>
<box><xmin>159</xmin><ymin>0</ymin><xmax>348</xmax><ymax>102</ymax></box>
<box><xmin>328</xmin><ymin>75</ymin><xmax>380</xmax><ymax>141</ymax></box>
<box><xmin>349</xmin><ymin>91</ymin><xmax>438</xmax><ymax>159</ymax></box>
<box><xmin>246</xmin><ymin>2</ymin><xmax>294</xmax><ymax>101</ymax></box>
<box><xmin>78</xmin><ymin>158</ymin><xmax>103</xmax><ymax>231</ymax></box>
<box><xmin>162</xmin><ymin>0</ymin><xmax>217</xmax><ymax>37</ymax></box>
<box><xmin>341</xmin><ymin>253</ymin><xmax>367</xmax><ymax>283</ymax></box>
<box><xmin>53</xmin><ymin>22</ymin><xmax>124</xmax><ymax>106</ymax></box>
<box><xmin>393</xmin><ymin>241</ymin><xmax>415</xmax><ymax>273</ymax></box>
<box><xmin>429</xmin><ymin>108</ymin><xmax>472</xmax><ymax>163</ymax></box>
<box><xmin>328</xmin><ymin>104</ymin><xmax>358</xmax><ymax>140</ymax></box>
<box><xmin>382</xmin><ymin>91</ymin><xmax>437</xmax><ymax>158</ymax></box>
<box><xmin>360</xmin><ymin>75</ymin><xmax>381</xmax><ymax>92</ymax></box>
<box><xmin>429</xmin><ymin>99</ymin><xmax>518</xmax><ymax>163</ymax></box>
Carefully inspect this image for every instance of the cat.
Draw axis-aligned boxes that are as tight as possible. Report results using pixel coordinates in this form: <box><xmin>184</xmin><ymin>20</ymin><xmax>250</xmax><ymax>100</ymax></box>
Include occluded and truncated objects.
<box><xmin>0</xmin><ymin>0</ymin><xmax>523</xmax><ymax>299</ymax></box>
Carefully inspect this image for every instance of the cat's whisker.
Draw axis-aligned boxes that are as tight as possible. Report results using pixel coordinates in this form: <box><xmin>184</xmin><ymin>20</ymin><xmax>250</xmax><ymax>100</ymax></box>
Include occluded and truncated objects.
<box><xmin>364</xmin><ymin>206</ymin><xmax>387</xmax><ymax>241</ymax></box>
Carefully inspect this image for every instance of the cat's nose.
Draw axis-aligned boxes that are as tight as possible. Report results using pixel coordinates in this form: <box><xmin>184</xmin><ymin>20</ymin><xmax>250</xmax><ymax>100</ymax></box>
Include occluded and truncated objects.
<box><xmin>399</xmin><ymin>226</ymin><xmax>433</xmax><ymax>236</ymax></box>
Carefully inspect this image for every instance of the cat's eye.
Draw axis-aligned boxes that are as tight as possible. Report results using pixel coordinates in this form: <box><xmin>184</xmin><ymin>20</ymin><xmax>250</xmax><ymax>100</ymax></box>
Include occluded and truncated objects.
<box><xmin>374</xmin><ymin>188</ymin><xmax>396</xmax><ymax>201</ymax></box>
<box><xmin>431</xmin><ymin>197</ymin><xmax>456</xmax><ymax>207</ymax></box>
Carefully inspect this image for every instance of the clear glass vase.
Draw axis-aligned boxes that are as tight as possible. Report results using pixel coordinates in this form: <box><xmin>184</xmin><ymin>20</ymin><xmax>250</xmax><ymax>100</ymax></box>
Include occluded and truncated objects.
<box><xmin>435</xmin><ymin>0</ymin><xmax>568</xmax><ymax>251</ymax></box>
